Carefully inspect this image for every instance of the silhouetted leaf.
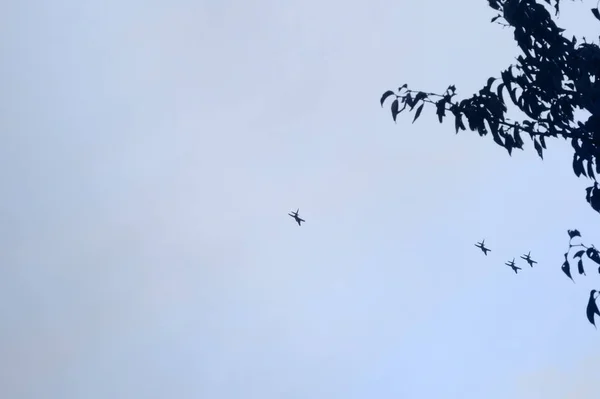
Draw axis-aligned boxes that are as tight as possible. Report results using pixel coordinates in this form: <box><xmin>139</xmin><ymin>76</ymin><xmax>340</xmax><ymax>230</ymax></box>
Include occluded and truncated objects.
<box><xmin>574</xmin><ymin>250</ymin><xmax>586</xmax><ymax>258</ymax></box>
<box><xmin>405</xmin><ymin>92</ymin><xmax>415</xmax><ymax>109</ymax></box>
<box><xmin>534</xmin><ymin>139</ymin><xmax>544</xmax><ymax>159</ymax></box>
<box><xmin>573</xmin><ymin>155</ymin><xmax>585</xmax><ymax>177</ymax></box>
<box><xmin>501</xmin><ymin>68</ymin><xmax>513</xmax><ymax>93</ymax></box>
<box><xmin>590</xmin><ymin>185</ymin><xmax>600</xmax><ymax>213</ymax></box>
<box><xmin>412</xmin><ymin>104</ymin><xmax>424</xmax><ymax>123</ymax></box>
<box><xmin>592</xmin><ymin>8</ymin><xmax>600</xmax><ymax>21</ymax></box>
<box><xmin>568</xmin><ymin>229</ymin><xmax>581</xmax><ymax>239</ymax></box>
<box><xmin>586</xmin><ymin>290</ymin><xmax>600</xmax><ymax>328</ymax></box>
<box><xmin>454</xmin><ymin>112</ymin><xmax>465</xmax><ymax>134</ymax></box>
<box><xmin>496</xmin><ymin>83</ymin><xmax>505</xmax><ymax>105</ymax></box>
<box><xmin>586</xmin><ymin>186</ymin><xmax>593</xmax><ymax>203</ymax></box>
<box><xmin>380</xmin><ymin>90</ymin><xmax>395</xmax><ymax>107</ymax></box>
<box><xmin>413</xmin><ymin>91</ymin><xmax>428</xmax><ymax>105</ymax></box>
<box><xmin>513</xmin><ymin>127</ymin><xmax>524</xmax><ymax>149</ymax></box>
<box><xmin>391</xmin><ymin>99</ymin><xmax>399</xmax><ymax>122</ymax></box>
<box><xmin>578</xmin><ymin>259</ymin><xmax>586</xmax><ymax>275</ymax></box>
<box><xmin>504</xmin><ymin>134</ymin><xmax>515</xmax><ymax>156</ymax></box>
<box><xmin>491</xmin><ymin>124</ymin><xmax>504</xmax><ymax>146</ymax></box>
<box><xmin>586</xmin><ymin>159</ymin><xmax>595</xmax><ymax>179</ymax></box>
<box><xmin>435</xmin><ymin>100</ymin><xmax>446</xmax><ymax>123</ymax></box>
<box><xmin>488</xmin><ymin>0</ymin><xmax>501</xmax><ymax>11</ymax></box>
<box><xmin>562</xmin><ymin>257</ymin><xmax>574</xmax><ymax>282</ymax></box>
<box><xmin>586</xmin><ymin>248</ymin><xmax>600</xmax><ymax>265</ymax></box>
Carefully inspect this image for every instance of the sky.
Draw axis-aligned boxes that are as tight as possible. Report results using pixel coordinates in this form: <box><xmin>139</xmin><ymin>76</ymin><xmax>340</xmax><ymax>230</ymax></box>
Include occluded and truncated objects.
<box><xmin>1</xmin><ymin>0</ymin><xmax>599</xmax><ymax>398</ymax></box>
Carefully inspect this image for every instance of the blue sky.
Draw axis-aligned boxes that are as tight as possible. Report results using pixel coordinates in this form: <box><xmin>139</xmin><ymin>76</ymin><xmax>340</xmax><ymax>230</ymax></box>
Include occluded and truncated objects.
<box><xmin>1</xmin><ymin>0</ymin><xmax>599</xmax><ymax>398</ymax></box>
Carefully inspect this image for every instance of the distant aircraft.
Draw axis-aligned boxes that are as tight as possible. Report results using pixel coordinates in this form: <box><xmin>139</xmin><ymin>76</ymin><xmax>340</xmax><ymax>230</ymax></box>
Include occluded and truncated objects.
<box><xmin>505</xmin><ymin>258</ymin><xmax>521</xmax><ymax>274</ymax></box>
<box><xmin>520</xmin><ymin>251</ymin><xmax>537</xmax><ymax>267</ymax></box>
<box><xmin>475</xmin><ymin>239</ymin><xmax>490</xmax><ymax>255</ymax></box>
<box><xmin>586</xmin><ymin>290</ymin><xmax>600</xmax><ymax>328</ymax></box>
<box><xmin>288</xmin><ymin>208</ymin><xmax>305</xmax><ymax>226</ymax></box>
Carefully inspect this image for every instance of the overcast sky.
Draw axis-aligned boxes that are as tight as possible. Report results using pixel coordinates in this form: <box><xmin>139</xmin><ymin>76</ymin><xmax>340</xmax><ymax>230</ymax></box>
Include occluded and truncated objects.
<box><xmin>1</xmin><ymin>1</ymin><xmax>599</xmax><ymax>398</ymax></box>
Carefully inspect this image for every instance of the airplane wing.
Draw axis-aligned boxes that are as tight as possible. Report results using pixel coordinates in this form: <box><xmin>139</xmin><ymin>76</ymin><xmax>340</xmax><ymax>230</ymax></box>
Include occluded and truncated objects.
<box><xmin>298</xmin><ymin>218</ymin><xmax>305</xmax><ymax>222</ymax></box>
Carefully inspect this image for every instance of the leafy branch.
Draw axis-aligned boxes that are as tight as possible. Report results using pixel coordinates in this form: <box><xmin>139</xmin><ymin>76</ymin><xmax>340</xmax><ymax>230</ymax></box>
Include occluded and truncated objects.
<box><xmin>381</xmin><ymin>0</ymin><xmax>600</xmax><ymax>215</ymax></box>
<box><xmin>562</xmin><ymin>229</ymin><xmax>600</xmax><ymax>281</ymax></box>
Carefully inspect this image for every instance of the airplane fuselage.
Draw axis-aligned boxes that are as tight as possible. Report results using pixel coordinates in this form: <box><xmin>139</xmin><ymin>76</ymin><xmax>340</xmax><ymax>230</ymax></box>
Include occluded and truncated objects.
<box><xmin>520</xmin><ymin>255</ymin><xmax>537</xmax><ymax>267</ymax></box>
<box><xmin>288</xmin><ymin>211</ymin><xmax>305</xmax><ymax>226</ymax></box>
<box><xmin>475</xmin><ymin>243</ymin><xmax>490</xmax><ymax>254</ymax></box>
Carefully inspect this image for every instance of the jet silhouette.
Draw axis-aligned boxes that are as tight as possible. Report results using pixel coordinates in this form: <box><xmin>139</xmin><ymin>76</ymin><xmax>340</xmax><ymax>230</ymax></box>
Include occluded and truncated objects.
<box><xmin>505</xmin><ymin>258</ymin><xmax>521</xmax><ymax>274</ymax></box>
<box><xmin>586</xmin><ymin>290</ymin><xmax>600</xmax><ymax>328</ymax></box>
<box><xmin>475</xmin><ymin>239</ymin><xmax>490</xmax><ymax>255</ymax></box>
<box><xmin>520</xmin><ymin>251</ymin><xmax>537</xmax><ymax>267</ymax></box>
<box><xmin>288</xmin><ymin>208</ymin><xmax>305</xmax><ymax>226</ymax></box>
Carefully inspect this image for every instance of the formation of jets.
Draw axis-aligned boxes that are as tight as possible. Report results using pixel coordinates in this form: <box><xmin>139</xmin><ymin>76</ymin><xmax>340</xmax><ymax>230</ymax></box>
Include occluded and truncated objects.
<box><xmin>473</xmin><ymin>237</ymin><xmax>600</xmax><ymax>328</ymax></box>
<box><xmin>289</xmin><ymin>215</ymin><xmax>599</xmax><ymax>328</ymax></box>
<box><xmin>474</xmin><ymin>239</ymin><xmax>534</xmax><ymax>274</ymax></box>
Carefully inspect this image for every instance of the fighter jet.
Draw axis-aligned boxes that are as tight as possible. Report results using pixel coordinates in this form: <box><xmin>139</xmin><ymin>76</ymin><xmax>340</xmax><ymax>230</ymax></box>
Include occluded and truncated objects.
<box><xmin>520</xmin><ymin>251</ymin><xmax>537</xmax><ymax>267</ymax></box>
<box><xmin>288</xmin><ymin>208</ymin><xmax>305</xmax><ymax>226</ymax></box>
<box><xmin>475</xmin><ymin>239</ymin><xmax>490</xmax><ymax>255</ymax></box>
<box><xmin>586</xmin><ymin>290</ymin><xmax>600</xmax><ymax>328</ymax></box>
<box><xmin>505</xmin><ymin>258</ymin><xmax>521</xmax><ymax>274</ymax></box>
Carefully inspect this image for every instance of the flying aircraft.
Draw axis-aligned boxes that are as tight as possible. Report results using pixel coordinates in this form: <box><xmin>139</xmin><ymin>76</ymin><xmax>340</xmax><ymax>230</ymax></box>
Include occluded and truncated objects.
<box><xmin>520</xmin><ymin>251</ymin><xmax>538</xmax><ymax>267</ymax></box>
<box><xmin>586</xmin><ymin>290</ymin><xmax>600</xmax><ymax>328</ymax></box>
<box><xmin>475</xmin><ymin>239</ymin><xmax>490</xmax><ymax>255</ymax></box>
<box><xmin>288</xmin><ymin>208</ymin><xmax>305</xmax><ymax>226</ymax></box>
<box><xmin>505</xmin><ymin>258</ymin><xmax>521</xmax><ymax>274</ymax></box>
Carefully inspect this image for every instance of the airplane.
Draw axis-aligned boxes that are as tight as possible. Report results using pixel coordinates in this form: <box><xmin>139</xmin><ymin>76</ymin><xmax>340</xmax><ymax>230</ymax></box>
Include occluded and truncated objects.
<box><xmin>520</xmin><ymin>251</ymin><xmax>537</xmax><ymax>267</ymax></box>
<box><xmin>505</xmin><ymin>258</ymin><xmax>521</xmax><ymax>274</ymax></box>
<box><xmin>288</xmin><ymin>208</ymin><xmax>305</xmax><ymax>226</ymax></box>
<box><xmin>475</xmin><ymin>239</ymin><xmax>490</xmax><ymax>255</ymax></box>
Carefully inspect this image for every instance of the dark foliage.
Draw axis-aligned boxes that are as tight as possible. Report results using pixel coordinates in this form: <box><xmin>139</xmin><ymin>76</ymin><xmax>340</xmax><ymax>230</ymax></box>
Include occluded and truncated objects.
<box><xmin>564</xmin><ymin>229</ymin><xmax>600</xmax><ymax>279</ymax></box>
<box><xmin>587</xmin><ymin>289</ymin><xmax>600</xmax><ymax>327</ymax></box>
<box><xmin>381</xmin><ymin>0</ymin><xmax>600</xmax><ymax>326</ymax></box>
<box><xmin>381</xmin><ymin>0</ymin><xmax>600</xmax><ymax>214</ymax></box>
<box><xmin>555</xmin><ymin>229</ymin><xmax>600</xmax><ymax>325</ymax></box>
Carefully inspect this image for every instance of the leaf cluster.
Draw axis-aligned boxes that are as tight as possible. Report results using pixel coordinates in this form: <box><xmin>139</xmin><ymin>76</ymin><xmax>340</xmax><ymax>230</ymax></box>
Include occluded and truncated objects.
<box><xmin>381</xmin><ymin>0</ymin><xmax>600</xmax><ymax>214</ymax></box>
<box><xmin>562</xmin><ymin>228</ymin><xmax>600</xmax><ymax>280</ymax></box>
<box><xmin>562</xmin><ymin>229</ymin><xmax>600</xmax><ymax>327</ymax></box>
